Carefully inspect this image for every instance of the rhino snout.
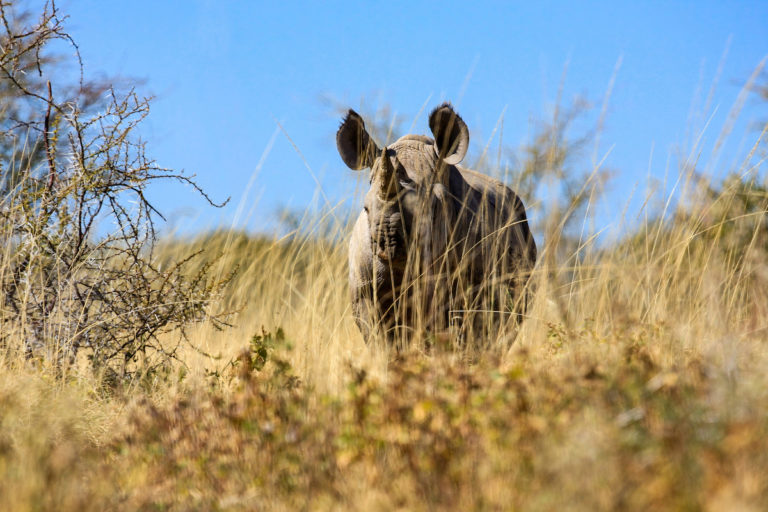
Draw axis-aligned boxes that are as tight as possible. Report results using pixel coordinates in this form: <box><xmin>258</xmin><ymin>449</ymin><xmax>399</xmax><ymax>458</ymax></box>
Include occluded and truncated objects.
<box><xmin>372</xmin><ymin>214</ymin><xmax>406</xmax><ymax>263</ymax></box>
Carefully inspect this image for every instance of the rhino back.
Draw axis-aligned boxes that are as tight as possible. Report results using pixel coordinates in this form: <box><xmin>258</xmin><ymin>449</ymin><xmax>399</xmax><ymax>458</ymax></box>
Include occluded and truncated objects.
<box><xmin>454</xmin><ymin>166</ymin><xmax>522</xmax><ymax>215</ymax></box>
<box><xmin>451</xmin><ymin>165</ymin><xmax>537</xmax><ymax>269</ymax></box>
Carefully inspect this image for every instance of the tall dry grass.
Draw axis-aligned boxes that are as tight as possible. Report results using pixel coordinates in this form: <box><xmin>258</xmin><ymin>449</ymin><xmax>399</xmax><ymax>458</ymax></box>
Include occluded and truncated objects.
<box><xmin>1</xmin><ymin>77</ymin><xmax>767</xmax><ymax>509</ymax></box>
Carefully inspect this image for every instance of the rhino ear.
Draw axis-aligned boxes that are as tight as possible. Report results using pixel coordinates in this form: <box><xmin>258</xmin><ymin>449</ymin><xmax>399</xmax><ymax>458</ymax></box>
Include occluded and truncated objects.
<box><xmin>336</xmin><ymin>110</ymin><xmax>379</xmax><ymax>170</ymax></box>
<box><xmin>429</xmin><ymin>103</ymin><xmax>469</xmax><ymax>165</ymax></box>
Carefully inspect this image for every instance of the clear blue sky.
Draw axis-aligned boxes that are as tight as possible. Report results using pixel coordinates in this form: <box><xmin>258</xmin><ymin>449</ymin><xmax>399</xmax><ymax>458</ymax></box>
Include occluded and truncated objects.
<box><xmin>60</xmin><ymin>1</ymin><xmax>768</xmax><ymax>235</ymax></box>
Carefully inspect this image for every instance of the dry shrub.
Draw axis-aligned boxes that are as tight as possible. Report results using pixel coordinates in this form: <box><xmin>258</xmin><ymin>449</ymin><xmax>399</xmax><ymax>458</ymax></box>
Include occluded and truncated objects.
<box><xmin>0</xmin><ymin>1</ymin><xmax>231</xmax><ymax>379</ymax></box>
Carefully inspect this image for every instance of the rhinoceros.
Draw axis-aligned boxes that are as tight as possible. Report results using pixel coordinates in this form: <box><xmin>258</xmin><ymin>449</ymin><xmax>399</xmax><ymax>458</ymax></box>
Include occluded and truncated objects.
<box><xmin>337</xmin><ymin>103</ymin><xmax>536</xmax><ymax>346</ymax></box>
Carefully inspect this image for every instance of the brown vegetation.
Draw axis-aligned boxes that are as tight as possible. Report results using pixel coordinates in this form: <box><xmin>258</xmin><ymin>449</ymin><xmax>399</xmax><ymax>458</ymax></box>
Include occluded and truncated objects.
<box><xmin>1</xmin><ymin>2</ymin><xmax>767</xmax><ymax>511</ymax></box>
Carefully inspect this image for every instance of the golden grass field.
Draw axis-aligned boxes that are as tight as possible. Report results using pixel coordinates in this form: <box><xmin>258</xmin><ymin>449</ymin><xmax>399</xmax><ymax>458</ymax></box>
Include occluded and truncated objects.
<box><xmin>0</xmin><ymin>0</ymin><xmax>767</xmax><ymax>508</ymax></box>
<box><xmin>2</xmin><ymin>140</ymin><xmax>768</xmax><ymax>510</ymax></box>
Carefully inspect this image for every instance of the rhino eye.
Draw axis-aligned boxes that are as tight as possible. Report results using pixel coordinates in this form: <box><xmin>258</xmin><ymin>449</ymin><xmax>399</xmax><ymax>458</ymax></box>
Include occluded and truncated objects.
<box><xmin>363</xmin><ymin>206</ymin><xmax>369</xmax><ymax>214</ymax></box>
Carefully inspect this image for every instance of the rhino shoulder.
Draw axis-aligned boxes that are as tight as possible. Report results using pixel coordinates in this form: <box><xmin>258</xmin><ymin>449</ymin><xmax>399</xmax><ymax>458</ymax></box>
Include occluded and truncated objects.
<box><xmin>455</xmin><ymin>166</ymin><xmax>526</xmax><ymax>214</ymax></box>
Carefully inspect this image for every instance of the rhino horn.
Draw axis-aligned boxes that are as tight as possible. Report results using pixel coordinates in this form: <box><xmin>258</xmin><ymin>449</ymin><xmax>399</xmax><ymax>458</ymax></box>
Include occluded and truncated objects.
<box><xmin>377</xmin><ymin>148</ymin><xmax>401</xmax><ymax>201</ymax></box>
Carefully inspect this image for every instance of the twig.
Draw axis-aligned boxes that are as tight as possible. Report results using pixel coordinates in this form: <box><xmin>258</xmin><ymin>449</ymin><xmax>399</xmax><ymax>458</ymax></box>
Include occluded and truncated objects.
<box><xmin>44</xmin><ymin>80</ymin><xmax>55</xmax><ymax>190</ymax></box>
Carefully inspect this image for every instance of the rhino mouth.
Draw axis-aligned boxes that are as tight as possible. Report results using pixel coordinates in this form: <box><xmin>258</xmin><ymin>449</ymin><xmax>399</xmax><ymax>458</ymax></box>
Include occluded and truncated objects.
<box><xmin>374</xmin><ymin>232</ymin><xmax>405</xmax><ymax>262</ymax></box>
<box><xmin>373</xmin><ymin>227</ymin><xmax>407</xmax><ymax>264</ymax></box>
<box><xmin>371</xmin><ymin>210</ymin><xmax>410</xmax><ymax>264</ymax></box>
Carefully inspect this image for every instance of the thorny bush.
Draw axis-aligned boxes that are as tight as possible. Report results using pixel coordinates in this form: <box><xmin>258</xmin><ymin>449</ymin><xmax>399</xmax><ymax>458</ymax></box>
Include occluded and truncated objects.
<box><xmin>0</xmin><ymin>1</ymin><xmax>232</xmax><ymax>379</ymax></box>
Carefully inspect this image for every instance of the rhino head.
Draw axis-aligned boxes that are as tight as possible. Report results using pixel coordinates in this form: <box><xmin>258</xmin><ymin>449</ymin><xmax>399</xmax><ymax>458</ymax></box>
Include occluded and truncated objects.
<box><xmin>337</xmin><ymin>104</ymin><xmax>468</xmax><ymax>273</ymax></box>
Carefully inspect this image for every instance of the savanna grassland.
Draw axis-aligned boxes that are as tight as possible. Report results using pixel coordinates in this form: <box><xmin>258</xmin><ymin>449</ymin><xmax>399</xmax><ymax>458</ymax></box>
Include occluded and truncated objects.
<box><xmin>2</xmin><ymin>3</ymin><xmax>768</xmax><ymax>511</ymax></box>
<box><xmin>3</xmin><ymin>158</ymin><xmax>768</xmax><ymax>511</ymax></box>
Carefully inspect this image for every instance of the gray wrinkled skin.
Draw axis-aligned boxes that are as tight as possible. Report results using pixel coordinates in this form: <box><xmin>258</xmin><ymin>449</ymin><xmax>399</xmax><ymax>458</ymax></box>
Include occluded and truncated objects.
<box><xmin>338</xmin><ymin>104</ymin><xmax>537</xmax><ymax>346</ymax></box>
